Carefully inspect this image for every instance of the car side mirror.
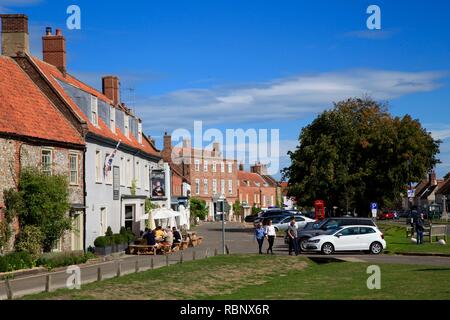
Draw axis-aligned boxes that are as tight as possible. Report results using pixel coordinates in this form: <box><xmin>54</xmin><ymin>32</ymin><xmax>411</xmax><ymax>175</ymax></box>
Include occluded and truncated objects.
<box><xmin>335</xmin><ymin>233</ymin><xmax>342</xmax><ymax>238</ymax></box>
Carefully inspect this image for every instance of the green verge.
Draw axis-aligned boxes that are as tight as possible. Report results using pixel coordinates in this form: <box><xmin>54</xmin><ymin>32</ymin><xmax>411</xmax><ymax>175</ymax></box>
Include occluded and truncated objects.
<box><xmin>22</xmin><ymin>255</ymin><xmax>450</xmax><ymax>300</ymax></box>
<box><xmin>378</xmin><ymin>224</ymin><xmax>450</xmax><ymax>255</ymax></box>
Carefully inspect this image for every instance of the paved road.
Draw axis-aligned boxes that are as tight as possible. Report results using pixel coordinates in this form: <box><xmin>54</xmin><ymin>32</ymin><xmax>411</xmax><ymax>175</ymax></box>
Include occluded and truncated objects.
<box><xmin>0</xmin><ymin>221</ymin><xmax>449</xmax><ymax>299</ymax></box>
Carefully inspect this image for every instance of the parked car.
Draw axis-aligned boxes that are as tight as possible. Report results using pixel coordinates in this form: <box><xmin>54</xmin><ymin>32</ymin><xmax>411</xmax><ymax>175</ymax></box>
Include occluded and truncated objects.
<box><xmin>258</xmin><ymin>215</ymin><xmax>289</xmax><ymax>226</ymax></box>
<box><xmin>272</xmin><ymin>215</ymin><xmax>315</xmax><ymax>232</ymax></box>
<box><xmin>378</xmin><ymin>211</ymin><xmax>395</xmax><ymax>220</ymax></box>
<box><xmin>305</xmin><ymin>225</ymin><xmax>386</xmax><ymax>255</ymax></box>
<box><xmin>295</xmin><ymin>217</ymin><xmax>378</xmax><ymax>251</ymax></box>
<box><xmin>244</xmin><ymin>214</ymin><xmax>258</xmax><ymax>223</ymax></box>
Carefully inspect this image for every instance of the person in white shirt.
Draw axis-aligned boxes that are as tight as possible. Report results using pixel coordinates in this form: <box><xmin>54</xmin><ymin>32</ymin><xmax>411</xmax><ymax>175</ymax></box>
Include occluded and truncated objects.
<box><xmin>265</xmin><ymin>220</ymin><xmax>276</xmax><ymax>254</ymax></box>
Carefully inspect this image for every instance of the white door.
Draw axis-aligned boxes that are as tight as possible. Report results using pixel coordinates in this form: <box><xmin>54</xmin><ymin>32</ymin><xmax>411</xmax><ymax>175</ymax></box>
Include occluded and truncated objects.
<box><xmin>334</xmin><ymin>227</ymin><xmax>361</xmax><ymax>251</ymax></box>
<box><xmin>357</xmin><ymin>226</ymin><xmax>377</xmax><ymax>250</ymax></box>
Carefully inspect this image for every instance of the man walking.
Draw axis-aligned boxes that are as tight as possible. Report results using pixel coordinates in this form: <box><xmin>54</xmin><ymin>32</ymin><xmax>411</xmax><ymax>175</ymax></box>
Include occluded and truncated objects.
<box><xmin>287</xmin><ymin>218</ymin><xmax>299</xmax><ymax>256</ymax></box>
<box><xmin>254</xmin><ymin>223</ymin><xmax>265</xmax><ymax>254</ymax></box>
<box><xmin>415</xmin><ymin>213</ymin><xmax>425</xmax><ymax>245</ymax></box>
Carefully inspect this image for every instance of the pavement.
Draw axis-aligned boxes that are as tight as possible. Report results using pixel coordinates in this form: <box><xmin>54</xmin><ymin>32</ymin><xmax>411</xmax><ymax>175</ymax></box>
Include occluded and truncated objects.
<box><xmin>1</xmin><ymin>221</ymin><xmax>449</xmax><ymax>300</ymax></box>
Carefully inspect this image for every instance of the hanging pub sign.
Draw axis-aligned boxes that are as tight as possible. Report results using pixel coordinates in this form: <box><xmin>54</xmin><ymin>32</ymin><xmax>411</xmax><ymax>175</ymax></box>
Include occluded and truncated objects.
<box><xmin>151</xmin><ymin>169</ymin><xmax>166</xmax><ymax>198</ymax></box>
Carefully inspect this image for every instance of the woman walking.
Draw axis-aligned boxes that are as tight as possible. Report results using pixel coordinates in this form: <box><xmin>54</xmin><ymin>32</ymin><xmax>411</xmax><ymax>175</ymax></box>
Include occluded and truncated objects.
<box><xmin>254</xmin><ymin>222</ymin><xmax>265</xmax><ymax>254</ymax></box>
<box><xmin>265</xmin><ymin>220</ymin><xmax>276</xmax><ymax>254</ymax></box>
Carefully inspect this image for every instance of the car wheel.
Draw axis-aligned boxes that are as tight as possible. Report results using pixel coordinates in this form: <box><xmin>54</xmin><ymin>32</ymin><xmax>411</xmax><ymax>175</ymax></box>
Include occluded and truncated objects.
<box><xmin>274</xmin><ymin>227</ymin><xmax>279</xmax><ymax>232</ymax></box>
<box><xmin>370</xmin><ymin>242</ymin><xmax>383</xmax><ymax>255</ymax></box>
<box><xmin>299</xmin><ymin>238</ymin><xmax>309</xmax><ymax>252</ymax></box>
<box><xmin>321</xmin><ymin>242</ymin><xmax>334</xmax><ymax>255</ymax></box>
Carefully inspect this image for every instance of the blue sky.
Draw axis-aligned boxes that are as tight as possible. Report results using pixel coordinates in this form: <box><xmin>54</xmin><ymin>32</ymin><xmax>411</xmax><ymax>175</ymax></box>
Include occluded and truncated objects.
<box><xmin>2</xmin><ymin>0</ymin><xmax>450</xmax><ymax>179</ymax></box>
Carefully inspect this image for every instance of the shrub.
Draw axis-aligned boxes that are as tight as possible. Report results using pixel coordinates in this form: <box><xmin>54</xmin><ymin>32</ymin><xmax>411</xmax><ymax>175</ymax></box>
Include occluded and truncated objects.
<box><xmin>36</xmin><ymin>251</ymin><xmax>89</xmax><ymax>269</ymax></box>
<box><xmin>105</xmin><ymin>226</ymin><xmax>113</xmax><ymax>237</ymax></box>
<box><xmin>15</xmin><ymin>225</ymin><xmax>44</xmax><ymax>260</ymax></box>
<box><xmin>94</xmin><ymin>236</ymin><xmax>110</xmax><ymax>248</ymax></box>
<box><xmin>0</xmin><ymin>251</ymin><xmax>34</xmax><ymax>272</ymax></box>
<box><xmin>112</xmin><ymin>234</ymin><xmax>125</xmax><ymax>245</ymax></box>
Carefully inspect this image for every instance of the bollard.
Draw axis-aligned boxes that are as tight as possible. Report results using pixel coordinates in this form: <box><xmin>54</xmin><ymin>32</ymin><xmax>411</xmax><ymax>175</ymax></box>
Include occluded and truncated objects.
<box><xmin>151</xmin><ymin>257</ymin><xmax>154</xmax><ymax>270</ymax></box>
<box><xmin>45</xmin><ymin>274</ymin><xmax>51</xmax><ymax>292</ymax></box>
<box><xmin>135</xmin><ymin>260</ymin><xmax>139</xmax><ymax>273</ymax></box>
<box><xmin>205</xmin><ymin>248</ymin><xmax>209</xmax><ymax>259</ymax></box>
<box><xmin>166</xmin><ymin>255</ymin><xmax>169</xmax><ymax>267</ymax></box>
<box><xmin>97</xmin><ymin>267</ymin><xmax>102</xmax><ymax>281</ymax></box>
<box><xmin>5</xmin><ymin>279</ymin><xmax>13</xmax><ymax>300</ymax></box>
<box><xmin>193</xmin><ymin>251</ymin><xmax>196</xmax><ymax>261</ymax></box>
<box><xmin>226</xmin><ymin>245</ymin><xmax>230</xmax><ymax>255</ymax></box>
<box><xmin>214</xmin><ymin>248</ymin><xmax>218</xmax><ymax>256</ymax></box>
<box><xmin>180</xmin><ymin>251</ymin><xmax>183</xmax><ymax>264</ymax></box>
<box><xmin>116</xmin><ymin>262</ymin><xmax>121</xmax><ymax>277</ymax></box>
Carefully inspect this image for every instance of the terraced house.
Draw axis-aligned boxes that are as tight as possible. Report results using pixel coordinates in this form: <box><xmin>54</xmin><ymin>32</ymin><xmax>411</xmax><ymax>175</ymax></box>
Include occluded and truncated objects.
<box><xmin>0</xmin><ymin>15</ymin><xmax>85</xmax><ymax>252</ymax></box>
<box><xmin>1</xmin><ymin>14</ymin><xmax>170</xmax><ymax>249</ymax></box>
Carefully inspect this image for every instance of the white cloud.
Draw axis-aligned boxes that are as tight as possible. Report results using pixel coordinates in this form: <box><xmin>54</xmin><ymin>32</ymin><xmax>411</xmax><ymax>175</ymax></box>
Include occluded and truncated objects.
<box><xmin>341</xmin><ymin>29</ymin><xmax>399</xmax><ymax>40</ymax></box>
<box><xmin>138</xmin><ymin>69</ymin><xmax>447</xmax><ymax>132</ymax></box>
<box><xmin>0</xmin><ymin>0</ymin><xmax>42</xmax><ymax>12</ymax></box>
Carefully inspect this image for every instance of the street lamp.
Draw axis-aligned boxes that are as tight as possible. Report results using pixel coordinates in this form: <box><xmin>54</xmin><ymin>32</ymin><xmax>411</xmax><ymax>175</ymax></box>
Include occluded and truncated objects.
<box><xmin>218</xmin><ymin>194</ymin><xmax>226</xmax><ymax>254</ymax></box>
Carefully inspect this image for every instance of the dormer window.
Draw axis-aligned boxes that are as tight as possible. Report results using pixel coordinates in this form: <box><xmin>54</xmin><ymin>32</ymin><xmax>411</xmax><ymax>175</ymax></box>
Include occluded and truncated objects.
<box><xmin>91</xmin><ymin>96</ymin><xmax>98</xmax><ymax>127</ymax></box>
<box><xmin>138</xmin><ymin>122</ymin><xmax>143</xmax><ymax>144</ymax></box>
<box><xmin>110</xmin><ymin>106</ymin><xmax>116</xmax><ymax>133</ymax></box>
<box><xmin>124</xmin><ymin>114</ymin><xmax>130</xmax><ymax>138</ymax></box>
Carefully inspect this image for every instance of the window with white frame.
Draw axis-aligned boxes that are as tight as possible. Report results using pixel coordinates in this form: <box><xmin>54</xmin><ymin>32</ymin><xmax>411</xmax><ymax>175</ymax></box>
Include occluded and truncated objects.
<box><xmin>221</xmin><ymin>162</ymin><xmax>225</xmax><ymax>173</ymax></box>
<box><xmin>124</xmin><ymin>115</ymin><xmax>130</xmax><ymax>138</ymax></box>
<box><xmin>126</xmin><ymin>158</ymin><xmax>132</xmax><ymax>187</ymax></box>
<box><xmin>195</xmin><ymin>179</ymin><xmax>200</xmax><ymax>194</ymax></box>
<box><xmin>105</xmin><ymin>153</ymin><xmax>112</xmax><ymax>185</ymax></box>
<box><xmin>270</xmin><ymin>195</ymin><xmax>274</xmax><ymax>206</ymax></box>
<box><xmin>91</xmin><ymin>96</ymin><xmax>98</xmax><ymax>127</ymax></box>
<box><xmin>195</xmin><ymin>159</ymin><xmax>200</xmax><ymax>172</ymax></box>
<box><xmin>135</xmin><ymin>161</ymin><xmax>141</xmax><ymax>188</ymax></box>
<box><xmin>69</xmin><ymin>153</ymin><xmax>78</xmax><ymax>185</ymax></box>
<box><xmin>263</xmin><ymin>195</ymin><xmax>266</xmax><ymax>207</ymax></box>
<box><xmin>227</xmin><ymin>162</ymin><xmax>233</xmax><ymax>173</ymax></box>
<box><xmin>95</xmin><ymin>150</ymin><xmax>102</xmax><ymax>183</ymax></box>
<box><xmin>41</xmin><ymin>149</ymin><xmax>52</xmax><ymax>175</ymax></box>
<box><xmin>203</xmin><ymin>179</ymin><xmax>208</xmax><ymax>194</ymax></box>
<box><xmin>254</xmin><ymin>194</ymin><xmax>258</xmax><ymax>204</ymax></box>
<box><xmin>138</xmin><ymin>122</ymin><xmax>143</xmax><ymax>144</ymax></box>
<box><xmin>144</xmin><ymin>165</ymin><xmax>150</xmax><ymax>190</ymax></box>
<box><xmin>212</xmin><ymin>179</ymin><xmax>217</xmax><ymax>195</ymax></box>
<box><xmin>212</xmin><ymin>161</ymin><xmax>217</xmax><ymax>173</ymax></box>
<box><xmin>100</xmin><ymin>207</ymin><xmax>107</xmax><ymax>236</ymax></box>
<box><xmin>204</xmin><ymin>160</ymin><xmax>208</xmax><ymax>172</ymax></box>
<box><xmin>110</xmin><ymin>106</ymin><xmax>116</xmax><ymax>133</ymax></box>
<box><xmin>221</xmin><ymin>179</ymin><xmax>225</xmax><ymax>194</ymax></box>
<box><xmin>228</xmin><ymin>179</ymin><xmax>233</xmax><ymax>195</ymax></box>
<box><xmin>120</xmin><ymin>157</ymin><xmax>125</xmax><ymax>186</ymax></box>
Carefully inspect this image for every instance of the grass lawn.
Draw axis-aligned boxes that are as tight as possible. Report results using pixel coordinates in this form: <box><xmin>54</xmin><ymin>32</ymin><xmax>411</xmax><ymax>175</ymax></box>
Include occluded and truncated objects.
<box><xmin>23</xmin><ymin>255</ymin><xmax>450</xmax><ymax>300</ymax></box>
<box><xmin>378</xmin><ymin>224</ymin><xmax>450</xmax><ymax>255</ymax></box>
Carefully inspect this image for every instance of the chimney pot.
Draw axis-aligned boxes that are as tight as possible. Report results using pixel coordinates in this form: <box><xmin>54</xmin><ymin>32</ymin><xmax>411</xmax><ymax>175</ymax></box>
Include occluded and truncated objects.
<box><xmin>46</xmin><ymin>27</ymin><xmax>52</xmax><ymax>35</ymax></box>
<box><xmin>55</xmin><ymin>28</ymin><xmax>62</xmax><ymax>36</ymax></box>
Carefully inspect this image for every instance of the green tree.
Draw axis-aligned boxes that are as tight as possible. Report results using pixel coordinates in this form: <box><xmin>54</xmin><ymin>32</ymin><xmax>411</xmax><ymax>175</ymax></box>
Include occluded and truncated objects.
<box><xmin>252</xmin><ymin>205</ymin><xmax>261</xmax><ymax>215</ymax></box>
<box><xmin>18</xmin><ymin>168</ymin><xmax>72</xmax><ymax>252</ymax></box>
<box><xmin>232</xmin><ymin>200</ymin><xmax>242</xmax><ymax>217</ymax></box>
<box><xmin>1</xmin><ymin>188</ymin><xmax>24</xmax><ymax>253</ymax></box>
<box><xmin>283</xmin><ymin>97</ymin><xmax>440</xmax><ymax>216</ymax></box>
<box><xmin>190</xmin><ymin>197</ymin><xmax>208</xmax><ymax>223</ymax></box>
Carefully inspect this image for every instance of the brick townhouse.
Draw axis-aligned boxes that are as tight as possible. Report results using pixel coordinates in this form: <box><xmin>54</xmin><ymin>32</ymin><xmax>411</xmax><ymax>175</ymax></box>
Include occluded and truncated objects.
<box><xmin>0</xmin><ymin>15</ymin><xmax>85</xmax><ymax>251</ymax></box>
<box><xmin>237</xmin><ymin>163</ymin><xmax>277</xmax><ymax>216</ymax></box>
<box><xmin>0</xmin><ymin>14</ymin><xmax>172</xmax><ymax>248</ymax></box>
<box><xmin>162</xmin><ymin>133</ymin><xmax>238</xmax><ymax>220</ymax></box>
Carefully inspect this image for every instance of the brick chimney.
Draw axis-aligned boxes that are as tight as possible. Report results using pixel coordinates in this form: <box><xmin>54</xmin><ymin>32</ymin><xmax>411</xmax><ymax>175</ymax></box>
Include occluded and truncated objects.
<box><xmin>42</xmin><ymin>27</ymin><xmax>66</xmax><ymax>73</ymax></box>
<box><xmin>162</xmin><ymin>132</ymin><xmax>172</xmax><ymax>163</ymax></box>
<box><xmin>251</xmin><ymin>162</ymin><xmax>268</xmax><ymax>175</ymax></box>
<box><xmin>429</xmin><ymin>171</ymin><xmax>437</xmax><ymax>186</ymax></box>
<box><xmin>102</xmin><ymin>76</ymin><xmax>120</xmax><ymax>106</ymax></box>
<box><xmin>239</xmin><ymin>163</ymin><xmax>244</xmax><ymax>171</ymax></box>
<box><xmin>212</xmin><ymin>142</ymin><xmax>220</xmax><ymax>156</ymax></box>
<box><xmin>1</xmin><ymin>14</ymin><xmax>30</xmax><ymax>57</ymax></box>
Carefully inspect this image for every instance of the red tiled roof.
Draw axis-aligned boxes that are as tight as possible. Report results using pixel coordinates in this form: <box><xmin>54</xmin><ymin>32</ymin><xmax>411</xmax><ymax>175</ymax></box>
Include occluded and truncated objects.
<box><xmin>238</xmin><ymin>171</ymin><xmax>267</xmax><ymax>187</ymax></box>
<box><xmin>0</xmin><ymin>56</ymin><xmax>84</xmax><ymax>145</ymax></box>
<box><xmin>32</xmin><ymin>57</ymin><xmax>159</xmax><ymax>157</ymax></box>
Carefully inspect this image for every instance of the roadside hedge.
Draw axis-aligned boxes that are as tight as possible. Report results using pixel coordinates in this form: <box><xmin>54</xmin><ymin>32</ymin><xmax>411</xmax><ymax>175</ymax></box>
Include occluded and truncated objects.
<box><xmin>0</xmin><ymin>251</ymin><xmax>34</xmax><ymax>273</ymax></box>
<box><xmin>36</xmin><ymin>251</ymin><xmax>94</xmax><ymax>269</ymax></box>
<box><xmin>94</xmin><ymin>230</ymin><xmax>135</xmax><ymax>248</ymax></box>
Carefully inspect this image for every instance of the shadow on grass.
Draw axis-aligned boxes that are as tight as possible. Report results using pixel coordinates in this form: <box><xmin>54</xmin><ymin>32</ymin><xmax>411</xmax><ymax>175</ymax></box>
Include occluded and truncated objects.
<box><xmin>415</xmin><ymin>268</ymin><xmax>450</xmax><ymax>272</ymax></box>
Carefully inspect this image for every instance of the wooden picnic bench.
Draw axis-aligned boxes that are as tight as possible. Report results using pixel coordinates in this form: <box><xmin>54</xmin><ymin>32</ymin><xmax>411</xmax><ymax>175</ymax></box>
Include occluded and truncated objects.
<box><xmin>179</xmin><ymin>240</ymin><xmax>189</xmax><ymax>250</ymax></box>
<box><xmin>127</xmin><ymin>245</ymin><xmax>157</xmax><ymax>255</ymax></box>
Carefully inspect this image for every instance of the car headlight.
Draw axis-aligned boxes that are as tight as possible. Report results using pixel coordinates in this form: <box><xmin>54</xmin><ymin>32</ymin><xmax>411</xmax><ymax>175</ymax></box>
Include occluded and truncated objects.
<box><xmin>308</xmin><ymin>239</ymin><xmax>320</xmax><ymax>243</ymax></box>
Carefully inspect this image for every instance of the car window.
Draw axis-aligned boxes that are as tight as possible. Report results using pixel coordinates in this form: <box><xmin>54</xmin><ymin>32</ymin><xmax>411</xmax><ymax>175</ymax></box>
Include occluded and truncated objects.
<box><xmin>339</xmin><ymin>227</ymin><xmax>360</xmax><ymax>236</ymax></box>
<box><xmin>323</xmin><ymin>219</ymin><xmax>339</xmax><ymax>230</ymax></box>
<box><xmin>359</xmin><ymin>227</ymin><xmax>376</xmax><ymax>234</ymax></box>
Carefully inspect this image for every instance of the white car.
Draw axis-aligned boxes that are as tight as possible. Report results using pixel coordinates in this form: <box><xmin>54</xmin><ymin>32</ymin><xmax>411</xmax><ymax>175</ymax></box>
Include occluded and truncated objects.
<box><xmin>305</xmin><ymin>225</ymin><xmax>386</xmax><ymax>255</ymax></box>
<box><xmin>273</xmin><ymin>215</ymin><xmax>315</xmax><ymax>232</ymax></box>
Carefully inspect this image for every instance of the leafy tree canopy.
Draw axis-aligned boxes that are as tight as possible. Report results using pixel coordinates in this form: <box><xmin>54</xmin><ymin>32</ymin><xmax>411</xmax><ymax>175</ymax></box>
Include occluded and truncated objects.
<box><xmin>282</xmin><ymin>97</ymin><xmax>440</xmax><ymax>216</ymax></box>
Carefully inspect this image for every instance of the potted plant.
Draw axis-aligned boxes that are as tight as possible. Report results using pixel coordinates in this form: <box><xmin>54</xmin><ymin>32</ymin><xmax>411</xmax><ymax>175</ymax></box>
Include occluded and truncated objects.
<box><xmin>93</xmin><ymin>236</ymin><xmax>112</xmax><ymax>256</ymax></box>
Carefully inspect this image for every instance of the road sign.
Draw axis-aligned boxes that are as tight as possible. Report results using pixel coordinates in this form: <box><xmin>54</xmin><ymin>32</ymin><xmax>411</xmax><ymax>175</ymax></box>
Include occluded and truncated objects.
<box><xmin>407</xmin><ymin>189</ymin><xmax>415</xmax><ymax>198</ymax></box>
<box><xmin>370</xmin><ymin>202</ymin><xmax>378</xmax><ymax>218</ymax></box>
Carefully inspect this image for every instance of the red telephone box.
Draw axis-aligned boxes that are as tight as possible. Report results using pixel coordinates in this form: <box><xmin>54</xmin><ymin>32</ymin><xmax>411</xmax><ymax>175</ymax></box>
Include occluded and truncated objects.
<box><xmin>314</xmin><ymin>200</ymin><xmax>325</xmax><ymax>221</ymax></box>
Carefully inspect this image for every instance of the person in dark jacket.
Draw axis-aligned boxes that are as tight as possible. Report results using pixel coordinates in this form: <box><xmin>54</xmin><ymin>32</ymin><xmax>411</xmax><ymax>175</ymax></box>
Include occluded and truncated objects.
<box><xmin>254</xmin><ymin>223</ymin><xmax>265</xmax><ymax>254</ymax></box>
<box><xmin>415</xmin><ymin>213</ymin><xmax>425</xmax><ymax>245</ymax></box>
<box><xmin>143</xmin><ymin>229</ymin><xmax>156</xmax><ymax>246</ymax></box>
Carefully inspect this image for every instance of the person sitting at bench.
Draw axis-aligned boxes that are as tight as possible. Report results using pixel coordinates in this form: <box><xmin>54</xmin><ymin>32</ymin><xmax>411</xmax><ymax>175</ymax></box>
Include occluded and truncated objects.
<box><xmin>172</xmin><ymin>227</ymin><xmax>182</xmax><ymax>249</ymax></box>
<box><xmin>164</xmin><ymin>227</ymin><xmax>174</xmax><ymax>246</ymax></box>
<box><xmin>155</xmin><ymin>226</ymin><xmax>165</xmax><ymax>241</ymax></box>
<box><xmin>144</xmin><ymin>229</ymin><xmax>156</xmax><ymax>246</ymax></box>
